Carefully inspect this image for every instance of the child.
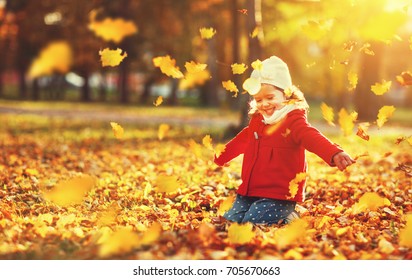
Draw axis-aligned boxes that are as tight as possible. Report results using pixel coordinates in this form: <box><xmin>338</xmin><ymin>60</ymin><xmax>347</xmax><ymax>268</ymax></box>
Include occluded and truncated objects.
<box><xmin>214</xmin><ymin>56</ymin><xmax>355</xmax><ymax>225</ymax></box>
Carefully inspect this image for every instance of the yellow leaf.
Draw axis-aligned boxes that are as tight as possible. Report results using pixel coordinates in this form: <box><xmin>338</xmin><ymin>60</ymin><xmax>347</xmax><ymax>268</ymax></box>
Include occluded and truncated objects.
<box><xmin>338</xmin><ymin>108</ymin><xmax>358</xmax><ymax>136</ymax></box>
<box><xmin>185</xmin><ymin>61</ymin><xmax>207</xmax><ymax>73</ymax></box>
<box><xmin>378</xmin><ymin>237</ymin><xmax>395</xmax><ymax>254</ymax></box>
<box><xmin>38</xmin><ymin>213</ymin><xmax>54</xmax><ymax>225</ymax></box>
<box><xmin>359</xmin><ymin>43</ymin><xmax>375</xmax><ymax>55</ymax></box>
<box><xmin>28</xmin><ymin>41</ymin><xmax>72</xmax><ymax>78</ymax></box>
<box><xmin>153</xmin><ymin>96</ymin><xmax>163</xmax><ymax>106</ymax></box>
<box><xmin>158</xmin><ymin>124</ymin><xmax>170</xmax><ymax>140</ymax></box>
<box><xmin>274</xmin><ymin>219</ymin><xmax>308</xmax><ymax>249</ymax></box>
<box><xmin>222</xmin><ymin>80</ymin><xmax>239</xmax><ymax>97</ymax></box>
<box><xmin>399</xmin><ymin>214</ymin><xmax>412</xmax><ymax>248</ymax></box>
<box><xmin>231</xmin><ymin>63</ymin><xmax>248</xmax><ymax>75</ymax></box>
<box><xmin>284</xmin><ymin>248</ymin><xmax>303</xmax><ymax>260</ymax></box>
<box><xmin>396</xmin><ymin>71</ymin><xmax>412</xmax><ymax>86</ymax></box>
<box><xmin>351</xmin><ymin>192</ymin><xmax>391</xmax><ymax>214</ymax></box>
<box><xmin>43</xmin><ymin>175</ymin><xmax>95</xmax><ymax>207</ymax></box>
<box><xmin>139</xmin><ymin>222</ymin><xmax>162</xmax><ymax>246</ymax></box>
<box><xmin>199</xmin><ymin>27</ymin><xmax>216</xmax><ymax>39</ymax></box>
<box><xmin>228</xmin><ymin>223</ymin><xmax>255</xmax><ymax>244</ymax></box>
<box><xmin>202</xmin><ymin>135</ymin><xmax>213</xmax><ymax>150</ymax></box>
<box><xmin>250</xmin><ymin>27</ymin><xmax>259</xmax><ymax>38</ymax></box>
<box><xmin>218</xmin><ymin>195</ymin><xmax>235</xmax><ymax>216</ymax></box>
<box><xmin>356</xmin><ymin>123</ymin><xmax>370</xmax><ymax>141</ymax></box>
<box><xmin>321</xmin><ymin>102</ymin><xmax>335</xmax><ymax>126</ymax></box>
<box><xmin>180</xmin><ymin>67</ymin><xmax>211</xmax><ymax>89</ymax></box>
<box><xmin>188</xmin><ymin>139</ymin><xmax>202</xmax><ymax>158</ymax></box>
<box><xmin>214</xmin><ymin>144</ymin><xmax>226</xmax><ymax>158</ymax></box>
<box><xmin>88</xmin><ymin>13</ymin><xmax>137</xmax><ymax>43</ymax></box>
<box><xmin>110</xmin><ymin>122</ymin><xmax>124</xmax><ymax>139</ymax></box>
<box><xmin>377</xmin><ymin>105</ymin><xmax>396</xmax><ymax>128</ymax></box>
<box><xmin>153</xmin><ymin>55</ymin><xmax>184</xmax><ymax>79</ymax></box>
<box><xmin>155</xmin><ymin>174</ymin><xmax>182</xmax><ymax>193</ymax></box>
<box><xmin>99</xmin><ymin>48</ymin><xmax>127</xmax><ymax>67</ymax></box>
<box><xmin>287</xmin><ymin>172</ymin><xmax>307</xmax><ymax>199</ymax></box>
<box><xmin>251</xmin><ymin>59</ymin><xmax>262</xmax><ymax>71</ymax></box>
<box><xmin>371</xmin><ymin>80</ymin><xmax>392</xmax><ymax>95</ymax></box>
<box><xmin>242</xmin><ymin>77</ymin><xmax>261</xmax><ymax>95</ymax></box>
<box><xmin>98</xmin><ymin>227</ymin><xmax>140</xmax><ymax>258</ymax></box>
<box><xmin>348</xmin><ymin>70</ymin><xmax>358</xmax><ymax>90</ymax></box>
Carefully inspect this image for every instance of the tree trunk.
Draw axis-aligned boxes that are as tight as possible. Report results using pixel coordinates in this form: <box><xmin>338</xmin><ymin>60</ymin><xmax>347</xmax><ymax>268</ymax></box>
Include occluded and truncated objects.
<box><xmin>32</xmin><ymin>78</ymin><xmax>39</xmax><ymax>101</ymax></box>
<box><xmin>167</xmin><ymin>79</ymin><xmax>179</xmax><ymax>106</ymax></box>
<box><xmin>205</xmin><ymin>38</ymin><xmax>219</xmax><ymax>107</ymax></box>
<box><xmin>230</xmin><ymin>0</ymin><xmax>241</xmax><ymax>110</ymax></box>
<box><xmin>18</xmin><ymin>68</ymin><xmax>27</xmax><ymax>100</ymax></box>
<box><xmin>119</xmin><ymin>60</ymin><xmax>129</xmax><ymax>104</ymax></box>
<box><xmin>354</xmin><ymin>41</ymin><xmax>385</xmax><ymax>121</ymax></box>
<box><xmin>81</xmin><ymin>73</ymin><xmax>91</xmax><ymax>102</ymax></box>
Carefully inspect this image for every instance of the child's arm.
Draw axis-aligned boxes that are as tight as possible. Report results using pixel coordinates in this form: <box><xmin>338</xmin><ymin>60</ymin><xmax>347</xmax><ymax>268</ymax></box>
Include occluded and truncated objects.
<box><xmin>332</xmin><ymin>151</ymin><xmax>356</xmax><ymax>171</ymax></box>
<box><xmin>214</xmin><ymin>126</ymin><xmax>249</xmax><ymax>166</ymax></box>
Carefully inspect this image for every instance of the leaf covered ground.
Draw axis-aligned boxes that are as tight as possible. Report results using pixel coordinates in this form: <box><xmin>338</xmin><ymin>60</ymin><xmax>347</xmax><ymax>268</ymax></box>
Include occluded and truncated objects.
<box><xmin>0</xmin><ymin>107</ymin><xmax>411</xmax><ymax>260</ymax></box>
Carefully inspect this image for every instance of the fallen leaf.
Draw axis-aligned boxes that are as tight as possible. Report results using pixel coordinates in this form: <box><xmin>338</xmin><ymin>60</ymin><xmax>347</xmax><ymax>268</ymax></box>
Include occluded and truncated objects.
<box><xmin>376</xmin><ymin>105</ymin><xmax>396</xmax><ymax>128</ymax></box>
<box><xmin>274</xmin><ymin>219</ymin><xmax>308</xmax><ymax>249</ymax></box>
<box><xmin>98</xmin><ymin>227</ymin><xmax>140</xmax><ymax>258</ymax></box>
<box><xmin>155</xmin><ymin>174</ymin><xmax>182</xmax><ymax>193</ymax></box>
<box><xmin>228</xmin><ymin>223</ymin><xmax>255</xmax><ymax>244</ymax></box>
<box><xmin>399</xmin><ymin>214</ymin><xmax>412</xmax><ymax>248</ymax></box>
<box><xmin>351</xmin><ymin>192</ymin><xmax>391</xmax><ymax>214</ymax></box>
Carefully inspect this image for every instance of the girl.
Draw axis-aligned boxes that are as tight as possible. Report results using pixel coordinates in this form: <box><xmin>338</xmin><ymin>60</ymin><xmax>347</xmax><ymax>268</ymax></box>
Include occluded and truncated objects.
<box><xmin>214</xmin><ymin>56</ymin><xmax>355</xmax><ymax>225</ymax></box>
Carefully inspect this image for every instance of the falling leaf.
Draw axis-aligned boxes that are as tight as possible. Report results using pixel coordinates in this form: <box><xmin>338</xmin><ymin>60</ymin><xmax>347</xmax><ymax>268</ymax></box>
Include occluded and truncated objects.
<box><xmin>301</xmin><ymin>20</ymin><xmax>330</xmax><ymax>41</ymax></box>
<box><xmin>214</xmin><ymin>144</ymin><xmax>226</xmax><ymax>158</ymax></box>
<box><xmin>139</xmin><ymin>222</ymin><xmax>162</xmax><ymax>246</ymax></box>
<box><xmin>199</xmin><ymin>27</ymin><xmax>216</xmax><ymax>39</ymax></box>
<box><xmin>371</xmin><ymin>80</ymin><xmax>392</xmax><ymax>95</ymax></box>
<box><xmin>202</xmin><ymin>135</ymin><xmax>213</xmax><ymax>150</ymax></box>
<box><xmin>110</xmin><ymin>122</ymin><xmax>124</xmax><ymax>139</ymax></box>
<box><xmin>250</xmin><ymin>27</ymin><xmax>259</xmax><ymax>38</ymax></box>
<box><xmin>343</xmin><ymin>41</ymin><xmax>357</xmax><ymax>52</ymax></box>
<box><xmin>396</xmin><ymin>71</ymin><xmax>412</xmax><ymax>86</ymax></box>
<box><xmin>376</xmin><ymin>105</ymin><xmax>396</xmax><ymax>128</ymax></box>
<box><xmin>155</xmin><ymin>174</ymin><xmax>182</xmax><ymax>193</ymax></box>
<box><xmin>218</xmin><ymin>195</ymin><xmax>235</xmax><ymax>216</ymax></box>
<box><xmin>287</xmin><ymin>172</ymin><xmax>307</xmax><ymax>199</ymax></box>
<box><xmin>251</xmin><ymin>59</ymin><xmax>262</xmax><ymax>71</ymax></box>
<box><xmin>28</xmin><ymin>41</ymin><xmax>73</xmax><ymax>78</ymax></box>
<box><xmin>321</xmin><ymin>102</ymin><xmax>335</xmax><ymax>126</ymax></box>
<box><xmin>242</xmin><ymin>77</ymin><xmax>261</xmax><ymax>95</ymax></box>
<box><xmin>180</xmin><ymin>67</ymin><xmax>211</xmax><ymax>90</ymax></box>
<box><xmin>356</xmin><ymin>123</ymin><xmax>370</xmax><ymax>141</ymax></box>
<box><xmin>158</xmin><ymin>124</ymin><xmax>170</xmax><ymax>140</ymax></box>
<box><xmin>99</xmin><ymin>48</ymin><xmax>127</xmax><ymax>67</ymax></box>
<box><xmin>43</xmin><ymin>175</ymin><xmax>96</xmax><ymax>207</ymax></box>
<box><xmin>231</xmin><ymin>63</ymin><xmax>248</xmax><ymax>75</ymax></box>
<box><xmin>188</xmin><ymin>139</ymin><xmax>202</xmax><ymax>158</ymax></box>
<box><xmin>351</xmin><ymin>192</ymin><xmax>391</xmax><ymax>214</ymax></box>
<box><xmin>153</xmin><ymin>55</ymin><xmax>184</xmax><ymax>79</ymax></box>
<box><xmin>274</xmin><ymin>219</ymin><xmax>308</xmax><ymax>249</ymax></box>
<box><xmin>338</xmin><ymin>108</ymin><xmax>358</xmax><ymax>136</ymax></box>
<box><xmin>238</xmin><ymin>9</ymin><xmax>248</xmax><ymax>15</ymax></box>
<box><xmin>185</xmin><ymin>61</ymin><xmax>207</xmax><ymax>73</ymax></box>
<box><xmin>222</xmin><ymin>80</ymin><xmax>239</xmax><ymax>97</ymax></box>
<box><xmin>399</xmin><ymin>214</ymin><xmax>412</xmax><ymax>248</ymax></box>
<box><xmin>89</xmin><ymin>12</ymin><xmax>137</xmax><ymax>43</ymax></box>
<box><xmin>98</xmin><ymin>227</ymin><xmax>140</xmax><ymax>258</ymax></box>
<box><xmin>228</xmin><ymin>223</ymin><xmax>255</xmax><ymax>244</ymax></box>
<box><xmin>154</xmin><ymin>96</ymin><xmax>163</xmax><ymax>106</ymax></box>
<box><xmin>348</xmin><ymin>71</ymin><xmax>358</xmax><ymax>91</ymax></box>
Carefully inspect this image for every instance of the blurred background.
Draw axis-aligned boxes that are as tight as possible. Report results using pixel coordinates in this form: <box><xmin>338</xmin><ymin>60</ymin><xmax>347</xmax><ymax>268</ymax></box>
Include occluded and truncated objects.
<box><xmin>0</xmin><ymin>0</ymin><xmax>411</xmax><ymax>125</ymax></box>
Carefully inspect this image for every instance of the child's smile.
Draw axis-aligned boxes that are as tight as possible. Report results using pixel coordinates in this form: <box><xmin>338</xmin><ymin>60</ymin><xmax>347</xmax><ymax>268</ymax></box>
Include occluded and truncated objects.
<box><xmin>253</xmin><ymin>84</ymin><xmax>286</xmax><ymax>117</ymax></box>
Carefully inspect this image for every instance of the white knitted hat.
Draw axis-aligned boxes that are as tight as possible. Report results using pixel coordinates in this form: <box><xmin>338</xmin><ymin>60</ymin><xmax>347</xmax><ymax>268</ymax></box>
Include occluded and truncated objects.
<box><xmin>250</xmin><ymin>56</ymin><xmax>292</xmax><ymax>91</ymax></box>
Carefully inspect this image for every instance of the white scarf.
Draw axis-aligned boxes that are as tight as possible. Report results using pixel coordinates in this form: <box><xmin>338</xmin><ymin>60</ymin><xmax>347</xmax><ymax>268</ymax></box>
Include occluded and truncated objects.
<box><xmin>262</xmin><ymin>104</ymin><xmax>297</xmax><ymax>125</ymax></box>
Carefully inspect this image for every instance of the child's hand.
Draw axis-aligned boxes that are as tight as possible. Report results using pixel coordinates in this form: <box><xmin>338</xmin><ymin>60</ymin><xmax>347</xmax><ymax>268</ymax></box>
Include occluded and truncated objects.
<box><xmin>332</xmin><ymin>152</ymin><xmax>356</xmax><ymax>171</ymax></box>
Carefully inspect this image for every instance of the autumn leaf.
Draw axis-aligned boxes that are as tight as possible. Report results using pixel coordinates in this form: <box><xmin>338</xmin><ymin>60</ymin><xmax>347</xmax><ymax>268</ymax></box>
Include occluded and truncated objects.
<box><xmin>154</xmin><ymin>96</ymin><xmax>163</xmax><ymax>106</ymax></box>
<box><xmin>250</xmin><ymin>27</ymin><xmax>259</xmax><ymax>38</ymax></box>
<box><xmin>231</xmin><ymin>63</ymin><xmax>248</xmax><ymax>75</ymax></box>
<box><xmin>338</xmin><ymin>108</ymin><xmax>358</xmax><ymax>136</ymax></box>
<box><xmin>395</xmin><ymin>163</ymin><xmax>412</xmax><ymax>177</ymax></box>
<box><xmin>185</xmin><ymin>61</ymin><xmax>207</xmax><ymax>73</ymax></box>
<box><xmin>188</xmin><ymin>139</ymin><xmax>202</xmax><ymax>158</ymax></box>
<box><xmin>343</xmin><ymin>41</ymin><xmax>357</xmax><ymax>52</ymax></box>
<box><xmin>199</xmin><ymin>27</ymin><xmax>216</xmax><ymax>39</ymax></box>
<box><xmin>321</xmin><ymin>102</ymin><xmax>335</xmax><ymax>126</ymax></box>
<box><xmin>238</xmin><ymin>9</ymin><xmax>248</xmax><ymax>15</ymax></box>
<box><xmin>371</xmin><ymin>80</ymin><xmax>391</xmax><ymax>96</ymax></box>
<box><xmin>228</xmin><ymin>223</ymin><xmax>255</xmax><ymax>244</ymax></box>
<box><xmin>155</xmin><ymin>174</ymin><xmax>182</xmax><ymax>193</ymax></box>
<box><xmin>217</xmin><ymin>195</ymin><xmax>235</xmax><ymax>216</ymax></box>
<box><xmin>202</xmin><ymin>135</ymin><xmax>213</xmax><ymax>150</ymax></box>
<box><xmin>399</xmin><ymin>214</ymin><xmax>412</xmax><ymax>248</ymax></box>
<box><xmin>88</xmin><ymin>11</ymin><xmax>137</xmax><ymax>43</ymax></box>
<box><xmin>359</xmin><ymin>43</ymin><xmax>375</xmax><ymax>55</ymax></box>
<box><xmin>98</xmin><ymin>227</ymin><xmax>140</xmax><ymax>258</ymax></box>
<box><xmin>28</xmin><ymin>41</ymin><xmax>73</xmax><ymax>78</ymax></box>
<box><xmin>110</xmin><ymin>122</ymin><xmax>124</xmax><ymax>139</ymax></box>
<box><xmin>214</xmin><ymin>144</ymin><xmax>226</xmax><ymax>158</ymax></box>
<box><xmin>99</xmin><ymin>48</ymin><xmax>127</xmax><ymax>67</ymax></box>
<box><xmin>222</xmin><ymin>80</ymin><xmax>239</xmax><ymax>97</ymax></box>
<box><xmin>43</xmin><ymin>175</ymin><xmax>96</xmax><ymax>207</ymax></box>
<box><xmin>274</xmin><ymin>219</ymin><xmax>308</xmax><ymax>250</ymax></box>
<box><xmin>251</xmin><ymin>59</ymin><xmax>262</xmax><ymax>71</ymax></box>
<box><xmin>153</xmin><ymin>55</ymin><xmax>184</xmax><ymax>79</ymax></box>
<box><xmin>376</xmin><ymin>105</ymin><xmax>396</xmax><ymax>128</ymax></box>
<box><xmin>396</xmin><ymin>71</ymin><xmax>412</xmax><ymax>86</ymax></box>
<box><xmin>242</xmin><ymin>77</ymin><xmax>261</xmax><ymax>95</ymax></box>
<box><xmin>356</xmin><ymin>123</ymin><xmax>370</xmax><ymax>141</ymax></box>
<box><xmin>138</xmin><ymin>222</ymin><xmax>162</xmax><ymax>246</ymax></box>
<box><xmin>351</xmin><ymin>192</ymin><xmax>391</xmax><ymax>215</ymax></box>
<box><xmin>348</xmin><ymin>71</ymin><xmax>358</xmax><ymax>91</ymax></box>
<box><xmin>158</xmin><ymin>124</ymin><xmax>170</xmax><ymax>140</ymax></box>
<box><xmin>287</xmin><ymin>172</ymin><xmax>307</xmax><ymax>199</ymax></box>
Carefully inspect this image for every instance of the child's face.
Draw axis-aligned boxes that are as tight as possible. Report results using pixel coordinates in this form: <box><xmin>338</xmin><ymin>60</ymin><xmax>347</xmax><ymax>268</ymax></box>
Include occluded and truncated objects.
<box><xmin>253</xmin><ymin>84</ymin><xmax>286</xmax><ymax>117</ymax></box>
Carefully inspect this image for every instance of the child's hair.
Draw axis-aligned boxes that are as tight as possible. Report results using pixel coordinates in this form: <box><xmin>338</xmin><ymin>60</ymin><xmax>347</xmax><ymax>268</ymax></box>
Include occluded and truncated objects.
<box><xmin>248</xmin><ymin>85</ymin><xmax>309</xmax><ymax>116</ymax></box>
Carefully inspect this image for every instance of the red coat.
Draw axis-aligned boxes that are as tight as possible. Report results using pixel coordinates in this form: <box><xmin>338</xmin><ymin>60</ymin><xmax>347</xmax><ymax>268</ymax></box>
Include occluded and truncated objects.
<box><xmin>214</xmin><ymin>109</ymin><xmax>343</xmax><ymax>202</ymax></box>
